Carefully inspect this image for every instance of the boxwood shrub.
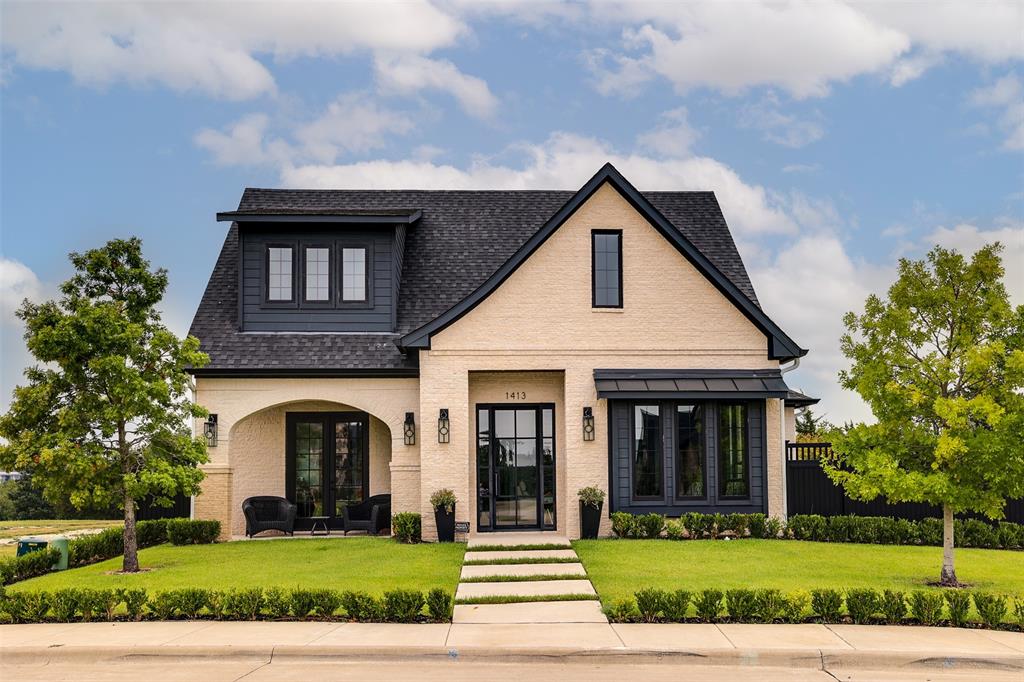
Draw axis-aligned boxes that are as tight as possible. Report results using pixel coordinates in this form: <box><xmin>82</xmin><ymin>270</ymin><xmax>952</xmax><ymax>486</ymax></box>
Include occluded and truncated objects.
<box><xmin>166</xmin><ymin>519</ymin><xmax>221</xmax><ymax>545</ymax></box>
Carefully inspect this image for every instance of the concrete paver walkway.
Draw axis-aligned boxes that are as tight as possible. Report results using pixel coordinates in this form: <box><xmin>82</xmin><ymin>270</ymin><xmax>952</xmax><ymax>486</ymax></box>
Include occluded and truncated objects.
<box><xmin>456</xmin><ymin>533</ymin><xmax>604</xmax><ymax>624</ymax></box>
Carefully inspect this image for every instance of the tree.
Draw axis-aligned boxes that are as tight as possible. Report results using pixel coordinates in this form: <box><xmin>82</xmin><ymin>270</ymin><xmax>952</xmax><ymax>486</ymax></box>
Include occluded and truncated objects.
<box><xmin>794</xmin><ymin>408</ymin><xmax>834</xmax><ymax>442</ymax></box>
<box><xmin>825</xmin><ymin>243</ymin><xmax>1024</xmax><ymax>585</ymax></box>
<box><xmin>0</xmin><ymin>238</ymin><xmax>209</xmax><ymax>572</ymax></box>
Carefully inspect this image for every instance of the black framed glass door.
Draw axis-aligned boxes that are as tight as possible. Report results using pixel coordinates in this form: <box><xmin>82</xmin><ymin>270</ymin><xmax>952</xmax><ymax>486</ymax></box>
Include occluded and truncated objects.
<box><xmin>476</xmin><ymin>404</ymin><xmax>555</xmax><ymax>531</ymax></box>
<box><xmin>286</xmin><ymin>412</ymin><xmax>368</xmax><ymax>529</ymax></box>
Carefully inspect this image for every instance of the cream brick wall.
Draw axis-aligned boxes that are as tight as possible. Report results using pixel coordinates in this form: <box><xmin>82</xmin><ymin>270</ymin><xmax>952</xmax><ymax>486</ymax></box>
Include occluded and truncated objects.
<box><xmin>767</xmin><ymin>397</ymin><xmax>786</xmax><ymax>520</ymax></box>
<box><xmin>418</xmin><ymin>182</ymin><xmax>784</xmax><ymax>539</ymax></box>
<box><xmin>785</xmin><ymin>405</ymin><xmax>797</xmax><ymax>442</ymax></box>
<box><xmin>193</xmin><ymin>466</ymin><xmax>232</xmax><ymax>540</ymax></box>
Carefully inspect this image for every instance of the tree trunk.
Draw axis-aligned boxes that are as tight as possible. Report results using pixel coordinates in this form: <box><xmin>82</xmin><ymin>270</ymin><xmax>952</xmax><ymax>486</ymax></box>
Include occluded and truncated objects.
<box><xmin>122</xmin><ymin>492</ymin><xmax>139</xmax><ymax>573</ymax></box>
<box><xmin>940</xmin><ymin>504</ymin><xmax>957</xmax><ymax>586</ymax></box>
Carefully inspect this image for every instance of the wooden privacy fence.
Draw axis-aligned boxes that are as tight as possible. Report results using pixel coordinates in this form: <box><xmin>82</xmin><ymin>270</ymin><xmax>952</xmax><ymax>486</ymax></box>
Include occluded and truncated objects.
<box><xmin>785</xmin><ymin>442</ymin><xmax>1024</xmax><ymax>524</ymax></box>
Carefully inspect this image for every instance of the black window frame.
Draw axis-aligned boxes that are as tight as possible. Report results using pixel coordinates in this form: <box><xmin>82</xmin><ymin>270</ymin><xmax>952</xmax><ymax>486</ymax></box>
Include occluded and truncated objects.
<box><xmin>263</xmin><ymin>242</ymin><xmax>297</xmax><ymax>307</ymax></box>
<box><xmin>591</xmin><ymin>229</ymin><xmax>623</xmax><ymax>309</ymax></box>
<box><xmin>300</xmin><ymin>242</ymin><xmax>333</xmax><ymax>307</ymax></box>
<box><xmin>337</xmin><ymin>241</ymin><xmax>373</xmax><ymax>309</ymax></box>
<box><xmin>717</xmin><ymin>402</ymin><xmax>751</xmax><ymax>500</ymax></box>
<box><xmin>629</xmin><ymin>403</ymin><xmax>665</xmax><ymax>502</ymax></box>
<box><xmin>674</xmin><ymin>403</ymin><xmax>707</xmax><ymax>501</ymax></box>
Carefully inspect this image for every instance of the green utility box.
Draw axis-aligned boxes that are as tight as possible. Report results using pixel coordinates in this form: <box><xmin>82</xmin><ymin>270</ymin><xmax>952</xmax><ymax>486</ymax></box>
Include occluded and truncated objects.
<box><xmin>16</xmin><ymin>537</ymin><xmax>48</xmax><ymax>557</ymax></box>
<box><xmin>49</xmin><ymin>536</ymin><xmax>69</xmax><ymax>570</ymax></box>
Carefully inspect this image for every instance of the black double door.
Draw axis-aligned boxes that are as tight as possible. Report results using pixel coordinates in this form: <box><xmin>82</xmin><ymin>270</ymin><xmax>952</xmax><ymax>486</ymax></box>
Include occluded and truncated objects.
<box><xmin>476</xmin><ymin>404</ymin><xmax>556</xmax><ymax>531</ymax></box>
<box><xmin>286</xmin><ymin>412</ymin><xmax>368</xmax><ymax>529</ymax></box>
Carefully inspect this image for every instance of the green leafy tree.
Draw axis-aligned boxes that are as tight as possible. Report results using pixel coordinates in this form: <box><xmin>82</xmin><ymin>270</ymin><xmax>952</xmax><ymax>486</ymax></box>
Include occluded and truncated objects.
<box><xmin>0</xmin><ymin>238</ymin><xmax>209</xmax><ymax>572</ymax></box>
<box><xmin>825</xmin><ymin>244</ymin><xmax>1024</xmax><ymax>585</ymax></box>
<box><xmin>794</xmin><ymin>409</ymin><xmax>834</xmax><ymax>442</ymax></box>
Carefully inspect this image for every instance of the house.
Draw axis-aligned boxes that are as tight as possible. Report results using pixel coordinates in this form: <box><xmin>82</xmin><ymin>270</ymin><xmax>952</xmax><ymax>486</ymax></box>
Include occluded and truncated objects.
<box><xmin>187</xmin><ymin>163</ymin><xmax>812</xmax><ymax>540</ymax></box>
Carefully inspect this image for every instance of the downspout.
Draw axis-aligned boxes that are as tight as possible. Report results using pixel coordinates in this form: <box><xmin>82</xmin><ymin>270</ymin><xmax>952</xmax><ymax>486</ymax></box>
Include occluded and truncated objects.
<box><xmin>778</xmin><ymin>358</ymin><xmax>800</xmax><ymax>521</ymax></box>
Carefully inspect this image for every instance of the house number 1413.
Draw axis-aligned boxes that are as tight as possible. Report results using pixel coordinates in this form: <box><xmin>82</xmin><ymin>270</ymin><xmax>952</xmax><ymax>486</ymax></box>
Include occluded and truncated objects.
<box><xmin>506</xmin><ymin>391</ymin><xmax>527</xmax><ymax>400</ymax></box>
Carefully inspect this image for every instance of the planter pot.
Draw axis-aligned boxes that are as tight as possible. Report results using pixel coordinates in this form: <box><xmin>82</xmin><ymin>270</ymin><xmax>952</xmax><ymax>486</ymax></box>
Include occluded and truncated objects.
<box><xmin>434</xmin><ymin>506</ymin><xmax>456</xmax><ymax>543</ymax></box>
<box><xmin>580</xmin><ymin>501</ymin><xmax>603</xmax><ymax>539</ymax></box>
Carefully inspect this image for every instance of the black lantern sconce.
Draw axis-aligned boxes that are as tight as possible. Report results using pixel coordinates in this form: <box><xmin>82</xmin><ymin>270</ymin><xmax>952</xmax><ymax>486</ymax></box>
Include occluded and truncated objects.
<box><xmin>404</xmin><ymin>412</ymin><xmax>416</xmax><ymax>446</ymax></box>
<box><xmin>438</xmin><ymin>409</ymin><xmax>450</xmax><ymax>444</ymax></box>
<box><xmin>582</xmin><ymin>407</ymin><xmax>595</xmax><ymax>442</ymax></box>
<box><xmin>203</xmin><ymin>414</ymin><xmax>218</xmax><ymax>448</ymax></box>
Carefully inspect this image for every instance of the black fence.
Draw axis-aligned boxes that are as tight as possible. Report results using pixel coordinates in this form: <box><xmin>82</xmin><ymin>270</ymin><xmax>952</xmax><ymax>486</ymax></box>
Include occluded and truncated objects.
<box><xmin>136</xmin><ymin>493</ymin><xmax>191</xmax><ymax>521</ymax></box>
<box><xmin>786</xmin><ymin>442</ymin><xmax>1024</xmax><ymax>524</ymax></box>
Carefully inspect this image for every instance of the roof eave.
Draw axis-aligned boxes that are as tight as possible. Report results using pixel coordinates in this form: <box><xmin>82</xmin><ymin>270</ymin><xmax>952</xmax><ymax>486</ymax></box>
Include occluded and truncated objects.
<box><xmin>216</xmin><ymin>209</ymin><xmax>423</xmax><ymax>224</ymax></box>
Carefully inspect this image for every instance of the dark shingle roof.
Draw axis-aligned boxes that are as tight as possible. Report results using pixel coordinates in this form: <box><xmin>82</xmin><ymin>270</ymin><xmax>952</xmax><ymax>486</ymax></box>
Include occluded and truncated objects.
<box><xmin>190</xmin><ymin>187</ymin><xmax>761</xmax><ymax>373</ymax></box>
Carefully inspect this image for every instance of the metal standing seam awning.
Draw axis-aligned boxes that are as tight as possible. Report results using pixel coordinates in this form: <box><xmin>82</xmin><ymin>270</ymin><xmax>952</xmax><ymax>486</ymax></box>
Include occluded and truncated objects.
<box><xmin>594</xmin><ymin>369</ymin><xmax>792</xmax><ymax>400</ymax></box>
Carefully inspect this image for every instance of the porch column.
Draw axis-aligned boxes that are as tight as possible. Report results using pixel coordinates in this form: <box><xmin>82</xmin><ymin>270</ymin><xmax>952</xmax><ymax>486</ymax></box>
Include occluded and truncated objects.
<box><xmin>766</xmin><ymin>397</ymin><xmax>786</xmax><ymax>520</ymax></box>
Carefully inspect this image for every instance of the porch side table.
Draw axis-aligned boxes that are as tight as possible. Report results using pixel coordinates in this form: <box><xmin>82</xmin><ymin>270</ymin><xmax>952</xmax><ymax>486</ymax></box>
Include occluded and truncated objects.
<box><xmin>310</xmin><ymin>516</ymin><xmax>330</xmax><ymax>536</ymax></box>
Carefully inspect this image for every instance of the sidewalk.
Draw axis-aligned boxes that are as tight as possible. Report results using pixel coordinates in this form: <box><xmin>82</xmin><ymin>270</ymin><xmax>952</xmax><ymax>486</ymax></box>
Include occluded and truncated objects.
<box><xmin>2</xmin><ymin>621</ymin><xmax>1022</xmax><ymax>673</ymax></box>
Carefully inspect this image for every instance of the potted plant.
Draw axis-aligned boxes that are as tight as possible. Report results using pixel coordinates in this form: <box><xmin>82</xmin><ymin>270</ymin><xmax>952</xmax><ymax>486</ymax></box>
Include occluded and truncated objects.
<box><xmin>578</xmin><ymin>486</ymin><xmax>605</xmax><ymax>539</ymax></box>
<box><xmin>430</xmin><ymin>488</ymin><xmax>458</xmax><ymax>542</ymax></box>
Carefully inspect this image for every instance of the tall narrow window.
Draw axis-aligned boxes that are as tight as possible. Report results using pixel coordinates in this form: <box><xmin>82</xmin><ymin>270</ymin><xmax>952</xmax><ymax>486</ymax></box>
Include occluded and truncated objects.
<box><xmin>304</xmin><ymin>247</ymin><xmax>330</xmax><ymax>302</ymax></box>
<box><xmin>267</xmin><ymin>246</ymin><xmax>293</xmax><ymax>301</ymax></box>
<box><xmin>342</xmin><ymin>247</ymin><xmax>366</xmax><ymax>301</ymax></box>
<box><xmin>592</xmin><ymin>230</ymin><xmax>622</xmax><ymax>308</ymax></box>
<box><xmin>632</xmin><ymin>404</ymin><xmax>662</xmax><ymax>499</ymax></box>
<box><xmin>676</xmin><ymin>404</ymin><xmax>705</xmax><ymax>499</ymax></box>
<box><xmin>719</xmin><ymin>403</ymin><xmax>749</xmax><ymax>498</ymax></box>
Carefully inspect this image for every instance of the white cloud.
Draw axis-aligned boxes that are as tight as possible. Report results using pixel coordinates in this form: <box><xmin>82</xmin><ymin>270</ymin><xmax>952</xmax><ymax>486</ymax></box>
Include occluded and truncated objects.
<box><xmin>1</xmin><ymin>1</ymin><xmax>465</xmax><ymax>99</ymax></box>
<box><xmin>195</xmin><ymin>96</ymin><xmax>416</xmax><ymax>167</ymax></box>
<box><xmin>374</xmin><ymin>54</ymin><xmax>498</xmax><ymax>119</ymax></box>
<box><xmin>969</xmin><ymin>74</ymin><xmax>1024</xmax><ymax>151</ymax></box>
<box><xmin>739</xmin><ymin>93</ymin><xmax>825</xmax><ymax>148</ymax></box>
<box><xmin>636</xmin><ymin>107</ymin><xmax>701</xmax><ymax>157</ymax></box>
<box><xmin>0</xmin><ymin>258</ymin><xmax>41</xmax><ymax>323</ymax></box>
<box><xmin>280</xmin><ymin>131</ymin><xmax>798</xmax><ymax>236</ymax></box>
<box><xmin>585</xmin><ymin>1</ymin><xmax>1023</xmax><ymax>98</ymax></box>
<box><xmin>0</xmin><ymin>258</ymin><xmax>45</xmax><ymax>412</ymax></box>
<box><xmin>782</xmin><ymin>163</ymin><xmax>821</xmax><ymax>174</ymax></box>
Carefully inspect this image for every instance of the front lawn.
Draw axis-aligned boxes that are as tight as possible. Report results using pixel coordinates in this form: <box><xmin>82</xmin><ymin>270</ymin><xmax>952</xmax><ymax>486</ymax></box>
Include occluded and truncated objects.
<box><xmin>9</xmin><ymin>537</ymin><xmax>465</xmax><ymax>594</ymax></box>
<box><xmin>574</xmin><ymin>539</ymin><xmax>1024</xmax><ymax>606</ymax></box>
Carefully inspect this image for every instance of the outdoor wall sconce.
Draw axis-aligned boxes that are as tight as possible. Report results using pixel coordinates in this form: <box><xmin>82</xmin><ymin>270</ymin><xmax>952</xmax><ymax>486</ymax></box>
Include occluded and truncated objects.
<box><xmin>203</xmin><ymin>414</ymin><xmax>218</xmax><ymax>448</ymax></box>
<box><xmin>404</xmin><ymin>412</ymin><xmax>416</xmax><ymax>446</ymax></box>
<box><xmin>582</xmin><ymin>407</ymin><xmax>595</xmax><ymax>441</ymax></box>
<box><xmin>438</xmin><ymin>409</ymin><xmax>450</xmax><ymax>444</ymax></box>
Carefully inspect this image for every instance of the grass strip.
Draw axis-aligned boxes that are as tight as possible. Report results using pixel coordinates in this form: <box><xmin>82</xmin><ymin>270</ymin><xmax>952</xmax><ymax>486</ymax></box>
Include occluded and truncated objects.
<box><xmin>463</xmin><ymin>557</ymin><xmax>579</xmax><ymax>566</ymax></box>
<box><xmin>459</xmin><ymin>573</ymin><xmax>586</xmax><ymax>583</ymax></box>
<box><xmin>468</xmin><ymin>543</ymin><xmax>570</xmax><ymax>552</ymax></box>
<box><xmin>454</xmin><ymin>593</ymin><xmax>598</xmax><ymax>605</ymax></box>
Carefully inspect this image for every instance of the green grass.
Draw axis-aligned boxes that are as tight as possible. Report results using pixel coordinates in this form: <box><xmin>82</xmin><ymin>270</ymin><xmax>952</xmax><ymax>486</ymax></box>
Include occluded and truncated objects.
<box><xmin>0</xmin><ymin>519</ymin><xmax>122</xmax><ymax>558</ymax></box>
<box><xmin>573</xmin><ymin>539</ymin><xmax>1024</xmax><ymax>607</ymax></box>
<box><xmin>454</xmin><ymin>594</ymin><xmax>597</xmax><ymax>605</ymax></box>
<box><xmin>459</xmin><ymin>573</ymin><xmax>587</xmax><ymax>583</ymax></box>
<box><xmin>463</xmin><ymin>557</ymin><xmax>578</xmax><ymax>566</ymax></box>
<box><xmin>468</xmin><ymin>543</ymin><xmax>570</xmax><ymax>552</ymax></box>
<box><xmin>9</xmin><ymin>537</ymin><xmax>465</xmax><ymax>594</ymax></box>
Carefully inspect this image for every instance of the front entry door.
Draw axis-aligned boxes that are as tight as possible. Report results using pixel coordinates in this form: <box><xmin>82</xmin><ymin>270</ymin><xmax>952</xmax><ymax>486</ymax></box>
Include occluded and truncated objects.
<box><xmin>476</xmin><ymin>405</ymin><xmax>555</xmax><ymax>531</ymax></box>
<box><xmin>286</xmin><ymin>412</ymin><xmax>369</xmax><ymax>530</ymax></box>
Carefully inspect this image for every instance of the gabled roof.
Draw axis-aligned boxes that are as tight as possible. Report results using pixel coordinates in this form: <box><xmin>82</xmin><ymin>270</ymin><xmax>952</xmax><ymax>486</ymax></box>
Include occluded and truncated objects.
<box><xmin>398</xmin><ymin>163</ymin><xmax>806</xmax><ymax>361</ymax></box>
<box><xmin>189</xmin><ymin>163</ymin><xmax>805</xmax><ymax>373</ymax></box>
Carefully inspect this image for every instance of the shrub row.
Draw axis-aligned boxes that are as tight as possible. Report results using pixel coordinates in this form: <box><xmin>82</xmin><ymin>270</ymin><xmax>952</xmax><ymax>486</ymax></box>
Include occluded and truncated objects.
<box><xmin>608</xmin><ymin>511</ymin><xmax>1024</xmax><ymax>549</ymax></box>
<box><xmin>607</xmin><ymin>587</ymin><xmax>1024</xmax><ymax>630</ymax></box>
<box><xmin>0</xmin><ymin>518</ymin><xmax>221</xmax><ymax>586</ymax></box>
<box><xmin>0</xmin><ymin>585</ymin><xmax>454</xmax><ymax>624</ymax></box>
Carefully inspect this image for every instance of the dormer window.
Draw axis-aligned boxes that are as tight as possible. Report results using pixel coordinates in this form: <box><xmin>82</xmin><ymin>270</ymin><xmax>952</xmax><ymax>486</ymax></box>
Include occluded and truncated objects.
<box><xmin>304</xmin><ymin>246</ymin><xmax>330</xmax><ymax>302</ymax></box>
<box><xmin>342</xmin><ymin>247</ymin><xmax>367</xmax><ymax>302</ymax></box>
<box><xmin>267</xmin><ymin>246</ymin><xmax>294</xmax><ymax>302</ymax></box>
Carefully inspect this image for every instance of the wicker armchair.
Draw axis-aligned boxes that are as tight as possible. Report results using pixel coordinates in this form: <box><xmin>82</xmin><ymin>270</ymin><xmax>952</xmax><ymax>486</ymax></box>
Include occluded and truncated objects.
<box><xmin>341</xmin><ymin>494</ymin><xmax>391</xmax><ymax>536</ymax></box>
<box><xmin>242</xmin><ymin>496</ymin><xmax>297</xmax><ymax>538</ymax></box>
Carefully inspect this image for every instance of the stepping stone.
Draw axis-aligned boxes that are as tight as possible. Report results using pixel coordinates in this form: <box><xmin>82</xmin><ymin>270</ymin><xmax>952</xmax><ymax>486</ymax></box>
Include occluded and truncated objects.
<box><xmin>467</xmin><ymin>533</ymin><xmax>570</xmax><ymax>549</ymax></box>
<box><xmin>464</xmin><ymin>549</ymin><xmax>577</xmax><ymax>562</ymax></box>
<box><xmin>460</xmin><ymin>562</ymin><xmax>586</xmax><ymax>579</ymax></box>
<box><xmin>456</xmin><ymin>579</ymin><xmax>596</xmax><ymax>599</ymax></box>
<box><xmin>453</xmin><ymin>601</ymin><xmax>609</xmax><ymax>624</ymax></box>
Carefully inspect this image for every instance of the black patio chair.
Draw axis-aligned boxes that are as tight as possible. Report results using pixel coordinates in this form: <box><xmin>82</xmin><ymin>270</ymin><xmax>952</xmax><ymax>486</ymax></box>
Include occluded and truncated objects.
<box><xmin>341</xmin><ymin>494</ymin><xmax>391</xmax><ymax>536</ymax></box>
<box><xmin>242</xmin><ymin>496</ymin><xmax>297</xmax><ymax>538</ymax></box>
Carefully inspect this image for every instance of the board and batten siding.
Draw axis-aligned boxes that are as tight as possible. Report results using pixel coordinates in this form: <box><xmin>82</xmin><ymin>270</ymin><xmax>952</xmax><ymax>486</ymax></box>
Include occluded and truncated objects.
<box><xmin>610</xmin><ymin>399</ymin><xmax>767</xmax><ymax>516</ymax></box>
<box><xmin>240</xmin><ymin>226</ymin><xmax>395</xmax><ymax>332</ymax></box>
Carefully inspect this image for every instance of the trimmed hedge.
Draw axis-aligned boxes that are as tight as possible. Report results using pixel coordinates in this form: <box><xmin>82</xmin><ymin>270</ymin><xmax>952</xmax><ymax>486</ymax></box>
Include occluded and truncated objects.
<box><xmin>392</xmin><ymin>512</ymin><xmax>422</xmax><ymax>543</ymax></box>
<box><xmin>606</xmin><ymin>511</ymin><xmax>1024</xmax><ymax>550</ymax></box>
<box><xmin>605</xmin><ymin>586</ymin><xmax>1024</xmax><ymax>630</ymax></box>
<box><xmin>0</xmin><ymin>586</ymin><xmax>454</xmax><ymax>624</ymax></box>
<box><xmin>0</xmin><ymin>518</ymin><xmax>221</xmax><ymax>586</ymax></box>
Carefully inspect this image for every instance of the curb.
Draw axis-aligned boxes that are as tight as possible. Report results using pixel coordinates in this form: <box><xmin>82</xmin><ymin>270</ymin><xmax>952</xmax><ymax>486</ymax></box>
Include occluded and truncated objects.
<box><xmin>3</xmin><ymin>645</ymin><xmax>1023</xmax><ymax>672</ymax></box>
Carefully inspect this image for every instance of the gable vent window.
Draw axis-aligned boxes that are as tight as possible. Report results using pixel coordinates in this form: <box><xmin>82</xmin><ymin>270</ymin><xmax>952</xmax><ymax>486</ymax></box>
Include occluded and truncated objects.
<box><xmin>342</xmin><ymin>247</ymin><xmax>367</xmax><ymax>302</ymax></box>
<box><xmin>267</xmin><ymin>247</ymin><xmax>294</xmax><ymax>301</ymax></box>
<box><xmin>304</xmin><ymin>247</ymin><xmax>330</xmax><ymax>302</ymax></box>
<box><xmin>592</xmin><ymin>230</ymin><xmax>622</xmax><ymax>308</ymax></box>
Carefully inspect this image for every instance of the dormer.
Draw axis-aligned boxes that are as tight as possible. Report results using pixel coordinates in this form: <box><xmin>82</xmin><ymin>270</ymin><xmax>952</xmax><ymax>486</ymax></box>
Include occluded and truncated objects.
<box><xmin>216</xmin><ymin>204</ymin><xmax>420</xmax><ymax>333</ymax></box>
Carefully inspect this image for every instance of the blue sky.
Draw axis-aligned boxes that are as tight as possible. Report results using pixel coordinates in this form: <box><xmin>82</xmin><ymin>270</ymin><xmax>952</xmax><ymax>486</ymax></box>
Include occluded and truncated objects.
<box><xmin>1</xmin><ymin>1</ymin><xmax>1022</xmax><ymax>420</ymax></box>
